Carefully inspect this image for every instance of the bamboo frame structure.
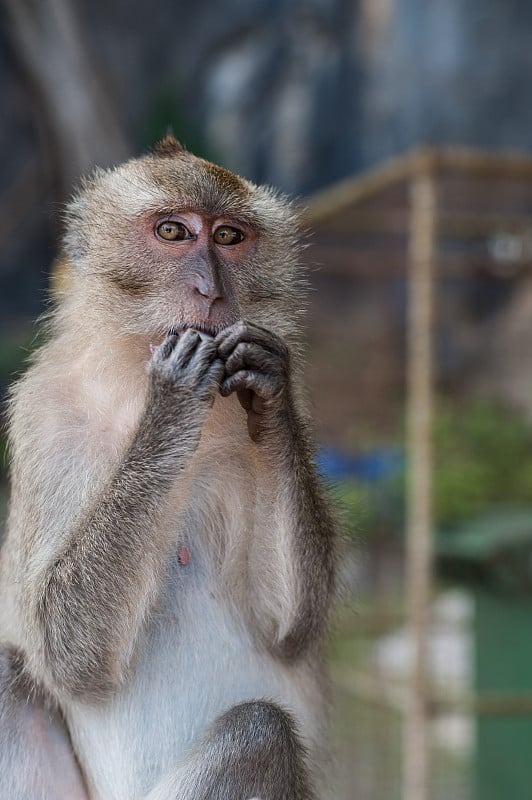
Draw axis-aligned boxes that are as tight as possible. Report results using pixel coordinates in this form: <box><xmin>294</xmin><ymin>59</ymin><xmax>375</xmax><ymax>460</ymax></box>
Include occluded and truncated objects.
<box><xmin>301</xmin><ymin>145</ymin><xmax>532</xmax><ymax>800</ymax></box>
<box><xmin>303</xmin><ymin>145</ymin><xmax>532</xmax><ymax>227</ymax></box>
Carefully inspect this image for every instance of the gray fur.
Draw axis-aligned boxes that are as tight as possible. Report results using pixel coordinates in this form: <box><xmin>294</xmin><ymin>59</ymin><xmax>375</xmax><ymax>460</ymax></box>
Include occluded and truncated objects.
<box><xmin>0</xmin><ymin>141</ymin><xmax>336</xmax><ymax>799</ymax></box>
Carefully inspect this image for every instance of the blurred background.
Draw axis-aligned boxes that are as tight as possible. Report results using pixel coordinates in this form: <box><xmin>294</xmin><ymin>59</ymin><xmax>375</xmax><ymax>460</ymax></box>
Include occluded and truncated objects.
<box><xmin>3</xmin><ymin>0</ymin><xmax>532</xmax><ymax>798</ymax></box>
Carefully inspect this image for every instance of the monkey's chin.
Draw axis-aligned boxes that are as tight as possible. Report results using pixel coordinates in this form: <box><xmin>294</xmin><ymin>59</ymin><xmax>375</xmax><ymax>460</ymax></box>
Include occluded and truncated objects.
<box><xmin>167</xmin><ymin>323</ymin><xmax>218</xmax><ymax>340</ymax></box>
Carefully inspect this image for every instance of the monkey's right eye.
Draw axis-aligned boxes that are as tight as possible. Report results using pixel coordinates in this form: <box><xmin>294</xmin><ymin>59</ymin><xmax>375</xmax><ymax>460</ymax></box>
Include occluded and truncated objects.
<box><xmin>156</xmin><ymin>221</ymin><xmax>192</xmax><ymax>241</ymax></box>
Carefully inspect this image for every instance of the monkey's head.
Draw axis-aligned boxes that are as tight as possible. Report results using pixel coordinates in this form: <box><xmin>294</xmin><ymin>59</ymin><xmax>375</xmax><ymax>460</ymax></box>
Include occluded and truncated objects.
<box><xmin>61</xmin><ymin>137</ymin><xmax>304</xmax><ymax>346</ymax></box>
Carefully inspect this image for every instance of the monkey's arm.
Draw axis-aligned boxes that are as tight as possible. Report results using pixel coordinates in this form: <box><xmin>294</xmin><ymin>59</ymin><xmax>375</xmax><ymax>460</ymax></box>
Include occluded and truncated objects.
<box><xmin>11</xmin><ymin>332</ymin><xmax>224</xmax><ymax>699</ymax></box>
<box><xmin>217</xmin><ymin>322</ymin><xmax>336</xmax><ymax>660</ymax></box>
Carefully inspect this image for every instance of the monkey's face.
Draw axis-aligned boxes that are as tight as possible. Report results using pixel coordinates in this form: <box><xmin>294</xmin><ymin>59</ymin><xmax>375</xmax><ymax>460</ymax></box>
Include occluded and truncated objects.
<box><xmin>108</xmin><ymin>206</ymin><xmax>256</xmax><ymax>338</ymax></box>
<box><xmin>63</xmin><ymin>141</ymin><xmax>303</xmax><ymax>347</ymax></box>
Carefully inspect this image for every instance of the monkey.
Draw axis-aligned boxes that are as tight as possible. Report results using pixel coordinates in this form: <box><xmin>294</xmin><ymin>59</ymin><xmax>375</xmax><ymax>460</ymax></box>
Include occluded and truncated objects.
<box><xmin>0</xmin><ymin>136</ymin><xmax>337</xmax><ymax>800</ymax></box>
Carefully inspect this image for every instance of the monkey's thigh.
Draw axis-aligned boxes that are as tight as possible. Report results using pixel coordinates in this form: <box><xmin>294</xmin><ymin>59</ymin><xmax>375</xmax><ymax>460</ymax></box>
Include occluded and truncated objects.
<box><xmin>146</xmin><ymin>700</ymin><xmax>316</xmax><ymax>800</ymax></box>
<box><xmin>0</xmin><ymin>648</ymin><xmax>88</xmax><ymax>800</ymax></box>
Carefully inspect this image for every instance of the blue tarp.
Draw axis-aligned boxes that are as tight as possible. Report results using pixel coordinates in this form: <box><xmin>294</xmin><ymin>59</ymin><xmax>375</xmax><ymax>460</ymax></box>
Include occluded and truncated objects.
<box><xmin>317</xmin><ymin>447</ymin><xmax>404</xmax><ymax>483</ymax></box>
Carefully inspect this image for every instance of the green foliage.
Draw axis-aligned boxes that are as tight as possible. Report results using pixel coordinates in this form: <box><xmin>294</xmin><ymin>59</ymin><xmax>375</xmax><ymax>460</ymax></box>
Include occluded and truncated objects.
<box><xmin>434</xmin><ymin>400</ymin><xmax>532</xmax><ymax>526</ymax></box>
<box><xmin>332</xmin><ymin>475</ymin><xmax>404</xmax><ymax>542</ymax></box>
<box><xmin>332</xmin><ymin>481</ymin><xmax>374</xmax><ymax>535</ymax></box>
<box><xmin>331</xmin><ymin>400</ymin><xmax>532</xmax><ymax>538</ymax></box>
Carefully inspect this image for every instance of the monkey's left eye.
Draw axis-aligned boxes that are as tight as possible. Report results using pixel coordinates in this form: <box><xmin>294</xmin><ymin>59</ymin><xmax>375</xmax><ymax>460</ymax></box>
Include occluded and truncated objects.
<box><xmin>213</xmin><ymin>226</ymin><xmax>244</xmax><ymax>246</ymax></box>
<box><xmin>156</xmin><ymin>221</ymin><xmax>192</xmax><ymax>241</ymax></box>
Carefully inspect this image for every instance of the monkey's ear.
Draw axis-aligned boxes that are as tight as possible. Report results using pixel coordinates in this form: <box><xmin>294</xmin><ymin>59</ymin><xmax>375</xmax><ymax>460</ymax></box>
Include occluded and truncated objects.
<box><xmin>153</xmin><ymin>134</ymin><xmax>185</xmax><ymax>158</ymax></box>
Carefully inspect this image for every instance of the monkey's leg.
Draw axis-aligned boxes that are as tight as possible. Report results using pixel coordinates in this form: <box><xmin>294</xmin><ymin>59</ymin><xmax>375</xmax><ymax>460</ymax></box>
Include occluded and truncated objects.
<box><xmin>146</xmin><ymin>700</ymin><xmax>316</xmax><ymax>800</ymax></box>
<box><xmin>0</xmin><ymin>649</ymin><xmax>88</xmax><ymax>800</ymax></box>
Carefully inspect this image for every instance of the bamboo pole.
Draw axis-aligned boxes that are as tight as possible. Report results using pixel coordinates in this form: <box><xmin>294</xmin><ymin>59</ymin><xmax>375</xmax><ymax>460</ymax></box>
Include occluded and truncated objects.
<box><xmin>402</xmin><ymin>165</ymin><xmax>438</xmax><ymax>800</ymax></box>
<box><xmin>301</xmin><ymin>150</ymin><xmax>414</xmax><ymax>226</ymax></box>
<box><xmin>333</xmin><ymin>665</ymin><xmax>532</xmax><ymax>717</ymax></box>
<box><xmin>301</xmin><ymin>145</ymin><xmax>532</xmax><ymax>228</ymax></box>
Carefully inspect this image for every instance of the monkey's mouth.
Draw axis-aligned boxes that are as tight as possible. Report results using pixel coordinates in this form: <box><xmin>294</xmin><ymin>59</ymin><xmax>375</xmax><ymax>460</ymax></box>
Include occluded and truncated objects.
<box><xmin>167</xmin><ymin>322</ymin><xmax>219</xmax><ymax>338</ymax></box>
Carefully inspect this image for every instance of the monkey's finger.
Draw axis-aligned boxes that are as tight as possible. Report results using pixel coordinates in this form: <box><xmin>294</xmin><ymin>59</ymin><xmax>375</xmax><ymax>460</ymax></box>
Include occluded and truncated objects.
<box><xmin>188</xmin><ymin>341</ymin><xmax>221</xmax><ymax>378</ymax></box>
<box><xmin>188</xmin><ymin>339</ymin><xmax>220</xmax><ymax>379</ymax></box>
<box><xmin>217</xmin><ymin>322</ymin><xmax>281</xmax><ymax>359</ymax></box>
<box><xmin>199</xmin><ymin>359</ymin><xmax>226</xmax><ymax>403</ymax></box>
<box><xmin>216</xmin><ymin>321</ymin><xmax>287</xmax><ymax>361</ymax></box>
<box><xmin>220</xmin><ymin>370</ymin><xmax>282</xmax><ymax>400</ymax></box>
<box><xmin>168</xmin><ymin>329</ymin><xmax>202</xmax><ymax>369</ymax></box>
<box><xmin>220</xmin><ymin>370</ymin><xmax>251</xmax><ymax>398</ymax></box>
<box><xmin>205</xmin><ymin>358</ymin><xmax>226</xmax><ymax>387</ymax></box>
<box><xmin>154</xmin><ymin>334</ymin><xmax>178</xmax><ymax>362</ymax></box>
<box><xmin>224</xmin><ymin>342</ymin><xmax>282</xmax><ymax>378</ymax></box>
<box><xmin>236</xmin><ymin>388</ymin><xmax>253</xmax><ymax>410</ymax></box>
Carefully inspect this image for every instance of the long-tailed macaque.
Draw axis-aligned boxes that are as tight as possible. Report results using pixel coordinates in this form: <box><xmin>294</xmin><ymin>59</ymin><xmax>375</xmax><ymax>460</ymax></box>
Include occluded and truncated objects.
<box><xmin>0</xmin><ymin>137</ymin><xmax>336</xmax><ymax>800</ymax></box>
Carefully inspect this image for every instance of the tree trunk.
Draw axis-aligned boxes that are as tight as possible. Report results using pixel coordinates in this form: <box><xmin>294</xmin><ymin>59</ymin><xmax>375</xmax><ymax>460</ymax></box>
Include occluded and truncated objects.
<box><xmin>3</xmin><ymin>0</ymin><xmax>130</xmax><ymax>197</ymax></box>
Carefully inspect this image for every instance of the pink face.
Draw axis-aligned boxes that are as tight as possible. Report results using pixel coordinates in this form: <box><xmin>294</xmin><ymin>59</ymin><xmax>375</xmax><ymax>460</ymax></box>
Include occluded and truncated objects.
<box><xmin>70</xmin><ymin>150</ymin><xmax>295</xmax><ymax>342</ymax></box>
<box><xmin>148</xmin><ymin>210</ymin><xmax>258</xmax><ymax>334</ymax></box>
<box><xmin>101</xmin><ymin>208</ymin><xmax>261</xmax><ymax>340</ymax></box>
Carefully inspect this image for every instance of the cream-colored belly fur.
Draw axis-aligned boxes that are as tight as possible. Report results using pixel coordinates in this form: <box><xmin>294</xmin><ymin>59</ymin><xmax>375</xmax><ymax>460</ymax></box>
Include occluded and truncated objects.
<box><xmin>66</xmin><ymin>572</ymin><xmax>322</xmax><ymax>800</ymax></box>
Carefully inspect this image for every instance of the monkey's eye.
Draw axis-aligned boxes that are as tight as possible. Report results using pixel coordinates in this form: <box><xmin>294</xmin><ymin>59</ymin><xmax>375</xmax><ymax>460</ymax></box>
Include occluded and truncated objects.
<box><xmin>156</xmin><ymin>221</ymin><xmax>192</xmax><ymax>241</ymax></box>
<box><xmin>213</xmin><ymin>226</ymin><xmax>244</xmax><ymax>246</ymax></box>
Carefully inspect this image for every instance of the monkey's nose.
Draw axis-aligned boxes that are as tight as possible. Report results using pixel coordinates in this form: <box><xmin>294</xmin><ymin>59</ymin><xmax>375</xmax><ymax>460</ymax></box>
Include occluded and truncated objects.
<box><xmin>194</xmin><ymin>275</ymin><xmax>223</xmax><ymax>302</ymax></box>
<box><xmin>191</xmin><ymin>274</ymin><xmax>225</xmax><ymax>317</ymax></box>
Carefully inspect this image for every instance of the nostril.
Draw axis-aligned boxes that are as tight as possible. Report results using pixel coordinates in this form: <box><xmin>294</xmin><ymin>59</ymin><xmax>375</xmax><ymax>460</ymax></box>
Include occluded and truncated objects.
<box><xmin>194</xmin><ymin>283</ymin><xmax>210</xmax><ymax>299</ymax></box>
<box><xmin>192</xmin><ymin>272</ymin><xmax>208</xmax><ymax>297</ymax></box>
<box><xmin>192</xmin><ymin>275</ymin><xmax>223</xmax><ymax>303</ymax></box>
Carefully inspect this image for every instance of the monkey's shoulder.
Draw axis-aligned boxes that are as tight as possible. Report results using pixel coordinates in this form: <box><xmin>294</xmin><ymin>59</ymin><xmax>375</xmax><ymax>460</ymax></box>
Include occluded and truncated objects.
<box><xmin>9</xmin><ymin>351</ymin><xmax>145</xmax><ymax>466</ymax></box>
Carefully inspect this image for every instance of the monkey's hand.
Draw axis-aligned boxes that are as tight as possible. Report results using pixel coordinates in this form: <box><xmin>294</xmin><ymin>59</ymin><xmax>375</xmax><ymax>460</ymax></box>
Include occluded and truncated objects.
<box><xmin>146</xmin><ymin>329</ymin><xmax>225</xmax><ymax>449</ymax></box>
<box><xmin>216</xmin><ymin>321</ymin><xmax>292</xmax><ymax>442</ymax></box>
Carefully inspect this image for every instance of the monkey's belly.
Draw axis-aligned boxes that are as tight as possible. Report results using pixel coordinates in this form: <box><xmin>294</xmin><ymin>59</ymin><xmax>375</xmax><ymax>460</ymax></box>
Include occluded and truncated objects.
<box><xmin>65</xmin><ymin>583</ymin><xmax>323</xmax><ymax>800</ymax></box>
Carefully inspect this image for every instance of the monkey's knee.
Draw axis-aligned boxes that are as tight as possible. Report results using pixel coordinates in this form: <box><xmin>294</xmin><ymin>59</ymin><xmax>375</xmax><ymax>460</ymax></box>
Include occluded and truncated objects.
<box><xmin>212</xmin><ymin>700</ymin><xmax>302</xmax><ymax>752</ymax></box>
<box><xmin>204</xmin><ymin>700</ymin><xmax>315</xmax><ymax>800</ymax></box>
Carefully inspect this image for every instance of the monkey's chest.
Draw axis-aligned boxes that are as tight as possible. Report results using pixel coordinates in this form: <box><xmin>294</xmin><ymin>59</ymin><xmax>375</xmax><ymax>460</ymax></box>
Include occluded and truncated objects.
<box><xmin>156</xmin><ymin>526</ymin><xmax>222</xmax><ymax>620</ymax></box>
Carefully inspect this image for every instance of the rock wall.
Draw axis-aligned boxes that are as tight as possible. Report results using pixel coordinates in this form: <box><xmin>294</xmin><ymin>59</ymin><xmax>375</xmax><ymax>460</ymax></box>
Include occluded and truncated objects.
<box><xmin>2</xmin><ymin>0</ymin><xmax>532</xmax><ymax>319</ymax></box>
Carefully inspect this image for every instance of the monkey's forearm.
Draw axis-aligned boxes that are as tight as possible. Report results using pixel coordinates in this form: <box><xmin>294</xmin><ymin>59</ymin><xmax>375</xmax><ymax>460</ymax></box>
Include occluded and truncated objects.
<box><xmin>215</xmin><ymin>321</ymin><xmax>336</xmax><ymax>659</ymax></box>
<box><xmin>37</xmin><ymin>407</ymin><xmax>202</xmax><ymax>699</ymax></box>
<box><xmin>35</xmin><ymin>332</ymin><xmax>223</xmax><ymax>698</ymax></box>
<box><xmin>254</xmin><ymin>405</ymin><xmax>336</xmax><ymax>661</ymax></box>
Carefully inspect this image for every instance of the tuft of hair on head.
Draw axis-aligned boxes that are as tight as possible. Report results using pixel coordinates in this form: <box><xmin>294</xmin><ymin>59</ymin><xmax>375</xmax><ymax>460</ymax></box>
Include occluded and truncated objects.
<box><xmin>152</xmin><ymin>134</ymin><xmax>185</xmax><ymax>158</ymax></box>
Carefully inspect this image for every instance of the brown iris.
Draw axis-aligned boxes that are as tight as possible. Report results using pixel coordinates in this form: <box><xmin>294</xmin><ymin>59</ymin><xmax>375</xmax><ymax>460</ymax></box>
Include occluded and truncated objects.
<box><xmin>156</xmin><ymin>221</ymin><xmax>192</xmax><ymax>241</ymax></box>
<box><xmin>213</xmin><ymin>226</ymin><xmax>244</xmax><ymax>246</ymax></box>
